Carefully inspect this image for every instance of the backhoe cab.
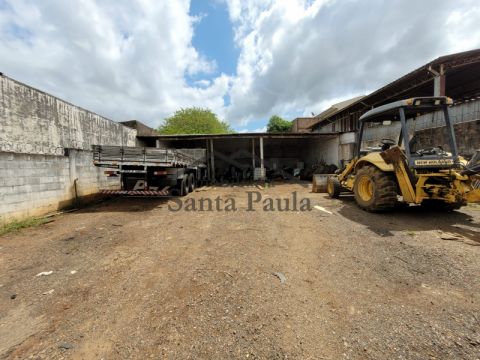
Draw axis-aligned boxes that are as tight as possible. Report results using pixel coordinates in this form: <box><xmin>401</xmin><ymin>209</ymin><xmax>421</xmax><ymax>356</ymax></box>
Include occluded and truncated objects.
<box><xmin>327</xmin><ymin>96</ymin><xmax>480</xmax><ymax>211</ymax></box>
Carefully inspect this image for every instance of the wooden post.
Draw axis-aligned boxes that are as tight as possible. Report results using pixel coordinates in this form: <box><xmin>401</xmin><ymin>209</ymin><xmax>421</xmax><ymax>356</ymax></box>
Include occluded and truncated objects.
<box><xmin>259</xmin><ymin>137</ymin><xmax>265</xmax><ymax>180</ymax></box>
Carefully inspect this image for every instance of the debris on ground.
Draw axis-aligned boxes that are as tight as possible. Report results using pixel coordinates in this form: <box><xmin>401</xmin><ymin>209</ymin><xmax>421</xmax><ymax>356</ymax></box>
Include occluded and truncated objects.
<box><xmin>314</xmin><ymin>205</ymin><xmax>333</xmax><ymax>214</ymax></box>
<box><xmin>42</xmin><ymin>289</ymin><xmax>54</xmax><ymax>295</ymax></box>
<box><xmin>436</xmin><ymin>231</ymin><xmax>480</xmax><ymax>247</ymax></box>
<box><xmin>437</xmin><ymin>231</ymin><xmax>463</xmax><ymax>241</ymax></box>
<box><xmin>58</xmin><ymin>343</ymin><xmax>74</xmax><ymax>350</ymax></box>
<box><xmin>1</xmin><ymin>183</ymin><xmax>479</xmax><ymax>359</ymax></box>
<box><xmin>271</xmin><ymin>272</ymin><xmax>286</xmax><ymax>284</ymax></box>
<box><xmin>35</xmin><ymin>271</ymin><xmax>53</xmax><ymax>277</ymax></box>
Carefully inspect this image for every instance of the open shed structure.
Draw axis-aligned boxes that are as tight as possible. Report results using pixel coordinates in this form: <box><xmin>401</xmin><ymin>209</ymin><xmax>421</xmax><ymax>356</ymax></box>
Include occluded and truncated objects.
<box><xmin>310</xmin><ymin>48</ymin><xmax>480</xmax><ymax>134</ymax></box>
<box><xmin>137</xmin><ymin>133</ymin><xmax>338</xmax><ymax>182</ymax></box>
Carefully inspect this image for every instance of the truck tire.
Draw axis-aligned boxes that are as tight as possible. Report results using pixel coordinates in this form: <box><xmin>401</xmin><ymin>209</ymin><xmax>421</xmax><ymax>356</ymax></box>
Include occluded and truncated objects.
<box><xmin>182</xmin><ymin>177</ymin><xmax>189</xmax><ymax>196</ymax></box>
<box><xmin>188</xmin><ymin>173</ymin><xmax>195</xmax><ymax>192</ymax></box>
<box><xmin>327</xmin><ymin>177</ymin><xmax>342</xmax><ymax>198</ymax></box>
<box><xmin>171</xmin><ymin>178</ymin><xmax>187</xmax><ymax>196</ymax></box>
<box><xmin>354</xmin><ymin>165</ymin><xmax>397</xmax><ymax>211</ymax></box>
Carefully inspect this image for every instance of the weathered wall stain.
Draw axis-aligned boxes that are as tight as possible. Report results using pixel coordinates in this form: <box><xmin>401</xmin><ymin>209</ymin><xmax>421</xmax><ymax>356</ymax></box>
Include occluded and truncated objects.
<box><xmin>0</xmin><ymin>75</ymin><xmax>137</xmax><ymax>224</ymax></box>
<box><xmin>0</xmin><ymin>76</ymin><xmax>136</xmax><ymax>155</ymax></box>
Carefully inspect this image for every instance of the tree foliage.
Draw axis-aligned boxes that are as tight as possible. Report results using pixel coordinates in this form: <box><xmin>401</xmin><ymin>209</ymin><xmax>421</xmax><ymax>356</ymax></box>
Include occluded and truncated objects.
<box><xmin>266</xmin><ymin>115</ymin><xmax>292</xmax><ymax>133</ymax></box>
<box><xmin>159</xmin><ymin>107</ymin><xmax>234</xmax><ymax>134</ymax></box>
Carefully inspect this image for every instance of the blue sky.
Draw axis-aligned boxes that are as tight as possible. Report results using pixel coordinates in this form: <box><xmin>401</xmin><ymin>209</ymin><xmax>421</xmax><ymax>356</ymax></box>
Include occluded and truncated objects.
<box><xmin>0</xmin><ymin>1</ymin><xmax>479</xmax><ymax>131</ymax></box>
<box><xmin>190</xmin><ymin>1</ymin><xmax>238</xmax><ymax>79</ymax></box>
<box><xmin>189</xmin><ymin>0</ymin><xmax>305</xmax><ymax>131</ymax></box>
<box><xmin>189</xmin><ymin>0</ymin><xmax>255</xmax><ymax>129</ymax></box>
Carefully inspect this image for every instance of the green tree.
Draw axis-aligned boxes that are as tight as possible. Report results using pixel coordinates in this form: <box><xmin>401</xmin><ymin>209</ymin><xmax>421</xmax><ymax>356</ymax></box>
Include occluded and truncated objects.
<box><xmin>159</xmin><ymin>107</ymin><xmax>234</xmax><ymax>134</ymax></box>
<box><xmin>266</xmin><ymin>115</ymin><xmax>291</xmax><ymax>133</ymax></box>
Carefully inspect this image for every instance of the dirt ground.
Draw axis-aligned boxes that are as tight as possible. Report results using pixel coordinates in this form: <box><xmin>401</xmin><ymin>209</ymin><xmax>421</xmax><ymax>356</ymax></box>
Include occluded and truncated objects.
<box><xmin>1</xmin><ymin>182</ymin><xmax>479</xmax><ymax>359</ymax></box>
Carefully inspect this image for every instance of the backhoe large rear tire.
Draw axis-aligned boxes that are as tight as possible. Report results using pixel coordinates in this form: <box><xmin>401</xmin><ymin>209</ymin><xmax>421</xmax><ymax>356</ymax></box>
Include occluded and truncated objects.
<box><xmin>354</xmin><ymin>165</ymin><xmax>397</xmax><ymax>211</ymax></box>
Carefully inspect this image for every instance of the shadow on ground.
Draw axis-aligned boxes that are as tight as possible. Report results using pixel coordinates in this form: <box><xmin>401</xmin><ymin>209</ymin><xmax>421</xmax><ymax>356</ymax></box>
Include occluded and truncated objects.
<box><xmin>76</xmin><ymin>196</ymin><xmax>170</xmax><ymax>213</ymax></box>
<box><xmin>336</xmin><ymin>195</ymin><xmax>480</xmax><ymax>242</ymax></box>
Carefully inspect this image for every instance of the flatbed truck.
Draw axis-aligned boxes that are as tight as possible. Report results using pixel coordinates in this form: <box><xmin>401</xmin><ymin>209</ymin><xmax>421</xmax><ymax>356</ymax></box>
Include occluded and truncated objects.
<box><xmin>92</xmin><ymin>145</ymin><xmax>208</xmax><ymax>196</ymax></box>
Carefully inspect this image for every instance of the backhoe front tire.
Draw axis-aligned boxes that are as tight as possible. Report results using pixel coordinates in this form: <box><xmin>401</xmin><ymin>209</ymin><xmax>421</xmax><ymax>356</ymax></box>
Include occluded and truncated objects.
<box><xmin>327</xmin><ymin>177</ymin><xmax>342</xmax><ymax>198</ymax></box>
<box><xmin>354</xmin><ymin>166</ymin><xmax>397</xmax><ymax>211</ymax></box>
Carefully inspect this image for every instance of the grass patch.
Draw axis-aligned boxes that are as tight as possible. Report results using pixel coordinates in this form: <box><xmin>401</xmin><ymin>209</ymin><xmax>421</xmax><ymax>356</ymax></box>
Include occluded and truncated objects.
<box><xmin>0</xmin><ymin>217</ymin><xmax>51</xmax><ymax>236</ymax></box>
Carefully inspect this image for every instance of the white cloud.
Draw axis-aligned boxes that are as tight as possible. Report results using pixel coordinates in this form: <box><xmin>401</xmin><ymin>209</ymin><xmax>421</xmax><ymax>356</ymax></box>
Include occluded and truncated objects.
<box><xmin>237</xmin><ymin>126</ymin><xmax>267</xmax><ymax>133</ymax></box>
<box><xmin>1</xmin><ymin>0</ymin><xmax>479</xmax><ymax>130</ymax></box>
<box><xmin>224</xmin><ymin>0</ymin><xmax>480</xmax><ymax>125</ymax></box>
<box><xmin>0</xmin><ymin>0</ymin><xmax>230</xmax><ymax>127</ymax></box>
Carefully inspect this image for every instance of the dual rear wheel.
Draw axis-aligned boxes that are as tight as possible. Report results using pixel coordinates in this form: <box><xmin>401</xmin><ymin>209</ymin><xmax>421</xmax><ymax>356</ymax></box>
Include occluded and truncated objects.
<box><xmin>176</xmin><ymin>173</ymin><xmax>195</xmax><ymax>196</ymax></box>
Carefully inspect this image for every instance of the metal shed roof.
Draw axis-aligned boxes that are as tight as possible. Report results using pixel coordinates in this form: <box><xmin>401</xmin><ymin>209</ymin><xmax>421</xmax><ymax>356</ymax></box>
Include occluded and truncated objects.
<box><xmin>309</xmin><ymin>48</ymin><xmax>480</xmax><ymax>130</ymax></box>
<box><xmin>138</xmin><ymin>132</ymin><xmax>338</xmax><ymax>141</ymax></box>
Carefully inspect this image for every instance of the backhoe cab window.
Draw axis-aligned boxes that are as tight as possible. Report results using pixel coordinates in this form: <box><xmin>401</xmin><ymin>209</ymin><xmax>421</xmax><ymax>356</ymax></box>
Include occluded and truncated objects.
<box><xmin>405</xmin><ymin>114</ymin><xmax>452</xmax><ymax>154</ymax></box>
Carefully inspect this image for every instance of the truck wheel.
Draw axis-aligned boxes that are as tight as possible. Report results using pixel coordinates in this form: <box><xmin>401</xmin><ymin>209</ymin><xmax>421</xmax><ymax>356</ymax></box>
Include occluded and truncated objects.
<box><xmin>327</xmin><ymin>177</ymin><xmax>341</xmax><ymax>198</ymax></box>
<box><xmin>172</xmin><ymin>178</ymin><xmax>186</xmax><ymax>196</ymax></box>
<box><xmin>182</xmin><ymin>177</ymin><xmax>189</xmax><ymax>196</ymax></box>
<box><xmin>188</xmin><ymin>173</ymin><xmax>195</xmax><ymax>192</ymax></box>
<box><xmin>354</xmin><ymin>165</ymin><xmax>397</xmax><ymax>211</ymax></box>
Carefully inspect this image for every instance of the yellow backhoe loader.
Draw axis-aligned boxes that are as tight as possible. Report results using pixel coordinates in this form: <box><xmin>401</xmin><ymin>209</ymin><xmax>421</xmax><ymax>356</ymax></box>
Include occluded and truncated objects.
<box><xmin>327</xmin><ymin>96</ymin><xmax>480</xmax><ymax>211</ymax></box>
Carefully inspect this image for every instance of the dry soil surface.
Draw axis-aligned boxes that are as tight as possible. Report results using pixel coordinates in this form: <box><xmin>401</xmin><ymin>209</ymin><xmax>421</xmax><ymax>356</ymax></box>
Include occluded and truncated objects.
<box><xmin>1</xmin><ymin>182</ymin><xmax>480</xmax><ymax>359</ymax></box>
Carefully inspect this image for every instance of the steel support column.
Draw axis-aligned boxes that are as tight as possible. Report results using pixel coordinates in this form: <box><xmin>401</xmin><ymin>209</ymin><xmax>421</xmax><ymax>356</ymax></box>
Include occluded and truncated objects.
<box><xmin>431</xmin><ymin>64</ymin><xmax>446</xmax><ymax>96</ymax></box>
<box><xmin>259</xmin><ymin>137</ymin><xmax>265</xmax><ymax>180</ymax></box>
<box><xmin>206</xmin><ymin>139</ymin><xmax>210</xmax><ymax>181</ymax></box>
<box><xmin>252</xmin><ymin>138</ymin><xmax>256</xmax><ymax>171</ymax></box>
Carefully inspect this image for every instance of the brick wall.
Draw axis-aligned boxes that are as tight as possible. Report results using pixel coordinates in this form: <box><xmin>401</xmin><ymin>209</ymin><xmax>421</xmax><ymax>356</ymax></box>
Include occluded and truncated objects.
<box><xmin>0</xmin><ymin>75</ymin><xmax>137</xmax><ymax>224</ymax></box>
<box><xmin>291</xmin><ymin>117</ymin><xmax>317</xmax><ymax>133</ymax></box>
<box><xmin>413</xmin><ymin>120</ymin><xmax>480</xmax><ymax>156</ymax></box>
<box><xmin>362</xmin><ymin>99</ymin><xmax>480</xmax><ymax>157</ymax></box>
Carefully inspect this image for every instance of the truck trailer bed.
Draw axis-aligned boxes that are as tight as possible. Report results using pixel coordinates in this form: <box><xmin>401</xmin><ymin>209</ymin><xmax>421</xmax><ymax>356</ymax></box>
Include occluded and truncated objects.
<box><xmin>92</xmin><ymin>145</ymin><xmax>200</xmax><ymax>168</ymax></box>
<box><xmin>92</xmin><ymin>145</ymin><xmax>208</xmax><ymax>196</ymax></box>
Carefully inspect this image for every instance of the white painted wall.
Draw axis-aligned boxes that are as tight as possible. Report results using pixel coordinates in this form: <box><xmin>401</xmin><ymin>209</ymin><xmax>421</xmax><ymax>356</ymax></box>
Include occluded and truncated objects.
<box><xmin>317</xmin><ymin>137</ymin><xmax>340</xmax><ymax>166</ymax></box>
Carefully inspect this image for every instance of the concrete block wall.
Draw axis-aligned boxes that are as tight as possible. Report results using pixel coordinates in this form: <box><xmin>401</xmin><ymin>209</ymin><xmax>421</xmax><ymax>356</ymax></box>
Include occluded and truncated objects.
<box><xmin>0</xmin><ymin>151</ymin><xmax>120</xmax><ymax>223</ymax></box>
<box><xmin>0</xmin><ymin>75</ymin><xmax>137</xmax><ymax>224</ymax></box>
